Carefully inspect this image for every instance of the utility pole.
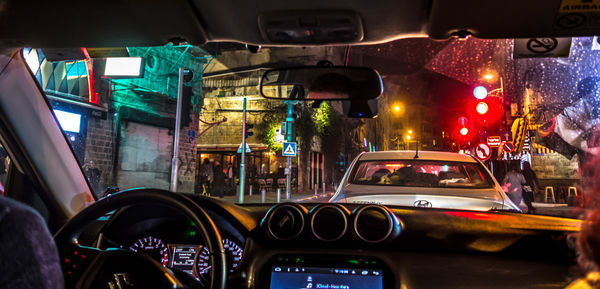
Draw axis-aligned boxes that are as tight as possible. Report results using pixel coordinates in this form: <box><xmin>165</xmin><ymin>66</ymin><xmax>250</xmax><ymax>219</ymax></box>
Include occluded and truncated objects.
<box><xmin>170</xmin><ymin>68</ymin><xmax>184</xmax><ymax>192</ymax></box>
<box><xmin>285</xmin><ymin>101</ymin><xmax>295</xmax><ymax>197</ymax></box>
<box><xmin>238</xmin><ymin>97</ymin><xmax>247</xmax><ymax>203</ymax></box>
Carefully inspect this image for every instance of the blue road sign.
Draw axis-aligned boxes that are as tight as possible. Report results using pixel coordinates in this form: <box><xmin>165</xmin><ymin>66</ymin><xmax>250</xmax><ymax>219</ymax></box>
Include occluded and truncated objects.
<box><xmin>282</xmin><ymin>142</ymin><xmax>297</xmax><ymax>157</ymax></box>
<box><xmin>503</xmin><ymin>142</ymin><xmax>514</xmax><ymax>153</ymax></box>
<box><xmin>502</xmin><ymin>131</ymin><xmax>513</xmax><ymax>142</ymax></box>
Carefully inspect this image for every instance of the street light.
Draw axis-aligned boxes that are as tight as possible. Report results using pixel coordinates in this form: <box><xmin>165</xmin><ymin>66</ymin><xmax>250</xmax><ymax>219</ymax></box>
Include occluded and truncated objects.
<box><xmin>406</xmin><ymin>135</ymin><xmax>411</xmax><ymax>140</ymax></box>
<box><xmin>392</xmin><ymin>103</ymin><xmax>404</xmax><ymax>115</ymax></box>
<box><xmin>408</xmin><ymin>129</ymin><xmax>413</xmax><ymax>135</ymax></box>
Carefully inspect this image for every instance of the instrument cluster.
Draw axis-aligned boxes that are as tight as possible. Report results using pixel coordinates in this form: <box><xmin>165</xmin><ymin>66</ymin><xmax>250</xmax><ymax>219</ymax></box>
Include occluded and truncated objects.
<box><xmin>128</xmin><ymin>235</ymin><xmax>243</xmax><ymax>282</ymax></box>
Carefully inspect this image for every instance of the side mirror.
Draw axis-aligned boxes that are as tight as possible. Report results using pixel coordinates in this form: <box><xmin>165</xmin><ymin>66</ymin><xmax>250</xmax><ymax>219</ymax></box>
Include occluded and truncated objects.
<box><xmin>260</xmin><ymin>66</ymin><xmax>383</xmax><ymax>101</ymax></box>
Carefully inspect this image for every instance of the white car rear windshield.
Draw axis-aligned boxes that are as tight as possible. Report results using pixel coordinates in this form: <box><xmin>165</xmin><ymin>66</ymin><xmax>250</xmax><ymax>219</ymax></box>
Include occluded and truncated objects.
<box><xmin>349</xmin><ymin>160</ymin><xmax>494</xmax><ymax>189</ymax></box>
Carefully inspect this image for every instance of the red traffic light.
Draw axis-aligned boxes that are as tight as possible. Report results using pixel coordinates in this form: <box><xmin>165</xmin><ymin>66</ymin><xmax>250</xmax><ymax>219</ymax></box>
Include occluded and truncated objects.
<box><xmin>476</xmin><ymin>102</ymin><xmax>488</xmax><ymax>115</ymax></box>
<box><xmin>460</xmin><ymin>127</ymin><xmax>469</xmax><ymax>136</ymax></box>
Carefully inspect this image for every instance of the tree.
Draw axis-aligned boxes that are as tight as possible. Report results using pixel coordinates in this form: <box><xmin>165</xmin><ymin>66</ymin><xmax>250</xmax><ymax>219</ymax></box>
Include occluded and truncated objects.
<box><xmin>313</xmin><ymin>102</ymin><xmax>344</xmax><ymax>190</ymax></box>
<box><xmin>296</xmin><ymin>103</ymin><xmax>316</xmax><ymax>192</ymax></box>
<box><xmin>256</xmin><ymin>104</ymin><xmax>286</xmax><ymax>151</ymax></box>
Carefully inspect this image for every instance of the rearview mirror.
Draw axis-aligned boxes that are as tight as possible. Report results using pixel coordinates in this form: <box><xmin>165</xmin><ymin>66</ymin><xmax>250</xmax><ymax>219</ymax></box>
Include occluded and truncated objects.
<box><xmin>260</xmin><ymin>66</ymin><xmax>383</xmax><ymax>100</ymax></box>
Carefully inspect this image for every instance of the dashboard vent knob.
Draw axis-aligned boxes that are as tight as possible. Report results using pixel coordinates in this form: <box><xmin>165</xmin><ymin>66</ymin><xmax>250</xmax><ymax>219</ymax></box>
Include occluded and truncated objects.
<box><xmin>262</xmin><ymin>203</ymin><xmax>307</xmax><ymax>240</ymax></box>
<box><xmin>352</xmin><ymin>205</ymin><xmax>401</xmax><ymax>243</ymax></box>
<box><xmin>309</xmin><ymin>204</ymin><xmax>350</xmax><ymax>241</ymax></box>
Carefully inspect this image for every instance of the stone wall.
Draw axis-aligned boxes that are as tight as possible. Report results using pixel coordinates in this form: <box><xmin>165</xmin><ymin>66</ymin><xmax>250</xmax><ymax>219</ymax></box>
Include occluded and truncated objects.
<box><xmin>531</xmin><ymin>153</ymin><xmax>580</xmax><ymax>180</ymax></box>
<box><xmin>176</xmin><ymin>113</ymin><xmax>199</xmax><ymax>193</ymax></box>
<box><xmin>197</xmin><ymin>93</ymin><xmax>281</xmax><ymax>147</ymax></box>
<box><xmin>84</xmin><ymin>117</ymin><xmax>114</xmax><ymax>197</ymax></box>
<box><xmin>83</xmin><ymin>106</ymin><xmax>199</xmax><ymax>195</ymax></box>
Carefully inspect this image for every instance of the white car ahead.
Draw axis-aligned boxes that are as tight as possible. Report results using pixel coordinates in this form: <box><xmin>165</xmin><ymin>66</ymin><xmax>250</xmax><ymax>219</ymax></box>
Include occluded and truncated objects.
<box><xmin>330</xmin><ymin>151</ymin><xmax>520</xmax><ymax>212</ymax></box>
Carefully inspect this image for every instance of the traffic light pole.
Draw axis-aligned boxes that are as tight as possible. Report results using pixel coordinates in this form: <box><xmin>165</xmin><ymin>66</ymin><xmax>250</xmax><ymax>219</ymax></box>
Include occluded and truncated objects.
<box><xmin>239</xmin><ymin>97</ymin><xmax>247</xmax><ymax>204</ymax></box>
<box><xmin>285</xmin><ymin>101</ymin><xmax>293</xmax><ymax>197</ymax></box>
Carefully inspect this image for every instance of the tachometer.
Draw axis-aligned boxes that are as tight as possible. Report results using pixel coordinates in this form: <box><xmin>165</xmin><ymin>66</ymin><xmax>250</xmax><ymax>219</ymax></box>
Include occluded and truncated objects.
<box><xmin>195</xmin><ymin>238</ymin><xmax>243</xmax><ymax>276</ymax></box>
<box><xmin>128</xmin><ymin>236</ymin><xmax>169</xmax><ymax>266</ymax></box>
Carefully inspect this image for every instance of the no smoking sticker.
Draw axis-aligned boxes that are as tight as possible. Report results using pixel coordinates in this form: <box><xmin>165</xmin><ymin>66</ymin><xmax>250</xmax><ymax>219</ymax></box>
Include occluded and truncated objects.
<box><xmin>526</xmin><ymin>38</ymin><xmax>558</xmax><ymax>53</ymax></box>
<box><xmin>513</xmin><ymin>38</ymin><xmax>572</xmax><ymax>58</ymax></box>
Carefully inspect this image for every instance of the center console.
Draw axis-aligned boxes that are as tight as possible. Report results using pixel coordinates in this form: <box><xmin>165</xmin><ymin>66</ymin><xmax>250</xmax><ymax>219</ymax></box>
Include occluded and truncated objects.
<box><xmin>260</xmin><ymin>255</ymin><xmax>393</xmax><ymax>289</ymax></box>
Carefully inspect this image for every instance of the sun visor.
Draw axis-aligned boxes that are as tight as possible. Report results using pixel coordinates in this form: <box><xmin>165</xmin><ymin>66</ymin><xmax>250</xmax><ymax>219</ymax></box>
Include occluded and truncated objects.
<box><xmin>427</xmin><ymin>0</ymin><xmax>600</xmax><ymax>39</ymax></box>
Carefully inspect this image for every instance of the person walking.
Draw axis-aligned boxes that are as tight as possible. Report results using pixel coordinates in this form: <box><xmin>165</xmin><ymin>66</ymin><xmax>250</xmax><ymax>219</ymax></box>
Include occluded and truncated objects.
<box><xmin>212</xmin><ymin>161</ymin><xmax>226</xmax><ymax>198</ymax></box>
<box><xmin>522</xmin><ymin>161</ymin><xmax>540</xmax><ymax>213</ymax></box>
<box><xmin>502</xmin><ymin>161</ymin><xmax>527</xmax><ymax>211</ymax></box>
<box><xmin>197</xmin><ymin>158</ymin><xmax>213</xmax><ymax>195</ymax></box>
<box><xmin>226</xmin><ymin>162</ymin><xmax>235</xmax><ymax>195</ymax></box>
<box><xmin>82</xmin><ymin>160</ymin><xmax>102</xmax><ymax>195</ymax></box>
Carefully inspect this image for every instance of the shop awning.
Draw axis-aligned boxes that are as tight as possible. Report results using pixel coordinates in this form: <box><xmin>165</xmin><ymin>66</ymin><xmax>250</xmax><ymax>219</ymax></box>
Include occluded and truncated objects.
<box><xmin>197</xmin><ymin>143</ymin><xmax>268</xmax><ymax>152</ymax></box>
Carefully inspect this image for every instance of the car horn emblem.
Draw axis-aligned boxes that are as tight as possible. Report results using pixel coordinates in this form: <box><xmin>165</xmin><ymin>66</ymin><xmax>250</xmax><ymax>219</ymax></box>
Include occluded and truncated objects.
<box><xmin>108</xmin><ymin>273</ymin><xmax>133</xmax><ymax>289</ymax></box>
<box><xmin>414</xmin><ymin>200</ymin><xmax>432</xmax><ymax>208</ymax></box>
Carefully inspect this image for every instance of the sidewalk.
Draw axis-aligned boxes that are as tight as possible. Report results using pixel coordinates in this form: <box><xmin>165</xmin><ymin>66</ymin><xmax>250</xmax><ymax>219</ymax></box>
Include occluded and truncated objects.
<box><xmin>532</xmin><ymin>202</ymin><xmax>568</xmax><ymax>208</ymax></box>
<box><xmin>531</xmin><ymin>202</ymin><xmax>583</xmax><ymax>218</ymax></box>
<box><xmin>217</xmin><ymin>190</ymin><xmax>335</xmax><ymax>204</ymax></box>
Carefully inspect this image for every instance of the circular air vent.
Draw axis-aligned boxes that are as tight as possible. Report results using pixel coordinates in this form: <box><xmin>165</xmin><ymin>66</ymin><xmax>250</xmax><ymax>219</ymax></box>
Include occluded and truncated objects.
<box><xmin>263</xmin><ymin>203</ymin><xmax>307</xmax><ymax>240</ymax></box>
<box><xmin>309</xmin><ymin>204</ymin><xmax>350</xmax><ymax>241</ymax></box>
<box><xmin>352</xmin><ymin>205</ymin><xmax>400</xmax><ymax>243</ymax></box>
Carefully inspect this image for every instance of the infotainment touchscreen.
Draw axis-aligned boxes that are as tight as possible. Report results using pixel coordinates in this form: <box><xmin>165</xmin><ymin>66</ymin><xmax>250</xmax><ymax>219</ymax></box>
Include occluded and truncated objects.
<box><xmin>269</xmin><ymin>266</ymin><xmax>383</xmax><ymax>289</ymax></box>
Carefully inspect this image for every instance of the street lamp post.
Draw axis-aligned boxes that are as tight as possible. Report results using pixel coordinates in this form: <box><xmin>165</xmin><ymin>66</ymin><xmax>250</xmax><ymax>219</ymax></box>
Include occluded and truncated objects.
<box><xmin>406</xmin><ymin>129</ymin><xmax>414</xmax><ymax>150</ymax></box>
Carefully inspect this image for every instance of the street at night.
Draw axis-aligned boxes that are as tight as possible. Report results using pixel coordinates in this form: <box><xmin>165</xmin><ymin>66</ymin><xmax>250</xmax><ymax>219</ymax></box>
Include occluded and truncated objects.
<box><xmin>20</xmin><ymin>38</ymin><xmax>594</xmax><ymax>219</ymax></box>
<box><xmin>1</xmin><ymin>2</ymin><xmax>600</xmax><ymax>288</ymax></box>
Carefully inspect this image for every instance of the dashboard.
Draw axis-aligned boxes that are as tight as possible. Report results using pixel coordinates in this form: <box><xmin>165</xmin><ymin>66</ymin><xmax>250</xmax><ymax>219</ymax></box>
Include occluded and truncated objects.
<box><xmin>95</xmin><ymin>204</ymin><xmax>246</xmax><ymax>286</ymax></box>
<box><xmin>86</xmin><ymin>195</ymin><xmax>582</xmax><ymax>289</ymax></box>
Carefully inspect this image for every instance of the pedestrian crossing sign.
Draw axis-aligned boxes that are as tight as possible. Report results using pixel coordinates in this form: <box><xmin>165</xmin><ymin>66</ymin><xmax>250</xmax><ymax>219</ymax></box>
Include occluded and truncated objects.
<box><xmin>237</xmin><ymin>142</ymin><xmax>251</xmax><ymax>153</ymax></box>
<box><xmin>282</xmin><ymin>142</ymin><xmax>297</xmax><ymax>157</ymax></box>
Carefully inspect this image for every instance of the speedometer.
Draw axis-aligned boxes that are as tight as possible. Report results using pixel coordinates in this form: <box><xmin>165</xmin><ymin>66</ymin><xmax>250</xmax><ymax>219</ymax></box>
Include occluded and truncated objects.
<box><xmin>195</xmin><ymin>238</ymin><xmax>243</xmax><ymax>276</ymax></box>
<box><xmin>128</xmin><ymin>236</ymin><xmax>169</xmax><ymax>266</ymax></box>
<box><xmin>223</xmin><ymin>238</ymin><xmax>243</xmax><ymax>270</ymax></box>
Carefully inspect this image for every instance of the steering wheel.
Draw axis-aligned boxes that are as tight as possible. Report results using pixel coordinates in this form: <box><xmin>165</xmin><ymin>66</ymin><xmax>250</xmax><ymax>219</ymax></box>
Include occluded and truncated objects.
<box><xmin>54</xmin><ymin>188</ymin><xmax>227</xmax><ymax>289</ymax></box>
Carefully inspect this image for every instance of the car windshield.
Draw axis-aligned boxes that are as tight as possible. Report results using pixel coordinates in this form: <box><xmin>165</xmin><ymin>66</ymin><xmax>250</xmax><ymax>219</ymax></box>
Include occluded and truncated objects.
<box><xmin>349</xmin><ymin>160</ymin><xmax>492</xmax><ymax>189</ymax></box>
<box><xmin>22</xmin><ymin>36</ymin><xmax>598</xmax><ymax>218</ymax></box>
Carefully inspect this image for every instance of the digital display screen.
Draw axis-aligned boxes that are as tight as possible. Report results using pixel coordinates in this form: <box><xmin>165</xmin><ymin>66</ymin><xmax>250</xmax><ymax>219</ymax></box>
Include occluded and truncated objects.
<box><xmin>53</xmin><ymin>109</ymin><xmax>81</xmax><ymax>133</ymax></box>
<box><xmin>270</xmin><ymin>266</ymin><xmax>383</xmax><ymax>289</ymax></box>
<box><xmin>104</xmin><ymin>57</ymin><xmax>143</xmax><ymax>77</ymax></box>
<box><xmin>168</xmin><ymin>245</ymin><xmax>198</xmax><ymax>275</ymax></box>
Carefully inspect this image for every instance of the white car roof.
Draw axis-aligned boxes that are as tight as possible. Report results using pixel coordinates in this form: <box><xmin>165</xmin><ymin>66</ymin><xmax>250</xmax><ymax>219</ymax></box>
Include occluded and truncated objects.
<box><xmin>358</xmin><ymin>151</ymin><xmax>478</xmax><ymax>163</ymax></box>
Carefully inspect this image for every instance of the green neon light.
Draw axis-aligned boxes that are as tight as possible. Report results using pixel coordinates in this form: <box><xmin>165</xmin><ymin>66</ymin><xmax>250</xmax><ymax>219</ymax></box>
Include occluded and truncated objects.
<box><xmin>110</xmin><ymin>45</ymin><xmax>210</xmax><ymax>114</ymax></box>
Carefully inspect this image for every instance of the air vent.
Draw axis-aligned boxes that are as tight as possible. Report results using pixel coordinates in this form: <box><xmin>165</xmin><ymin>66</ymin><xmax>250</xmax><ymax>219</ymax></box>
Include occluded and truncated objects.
<box><xmin>263</xmin><ymin>203</ymin><xmax>307</xmax><ymax>240</ymax></box>
<box><xmin>352</xmin><ymin>205</ymin><xmax>401</xmax><ymax>243</ymax></box>
<box><xmin>309</xmin><ymin>204</ymin><xmax>350</xmax><ymax>241</ymax></box>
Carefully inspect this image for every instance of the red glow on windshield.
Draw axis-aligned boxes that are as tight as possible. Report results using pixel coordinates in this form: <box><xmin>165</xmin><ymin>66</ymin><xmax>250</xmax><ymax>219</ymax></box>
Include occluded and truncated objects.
<box><xmin>444</xmin><ymin>211</ymin><xmax>511</xmax><ymax>221</ymax></box>
<box><xmin>82</xmin><ymin>48</ymin><xmax>98</xmax><ymax>104</ymax></box>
